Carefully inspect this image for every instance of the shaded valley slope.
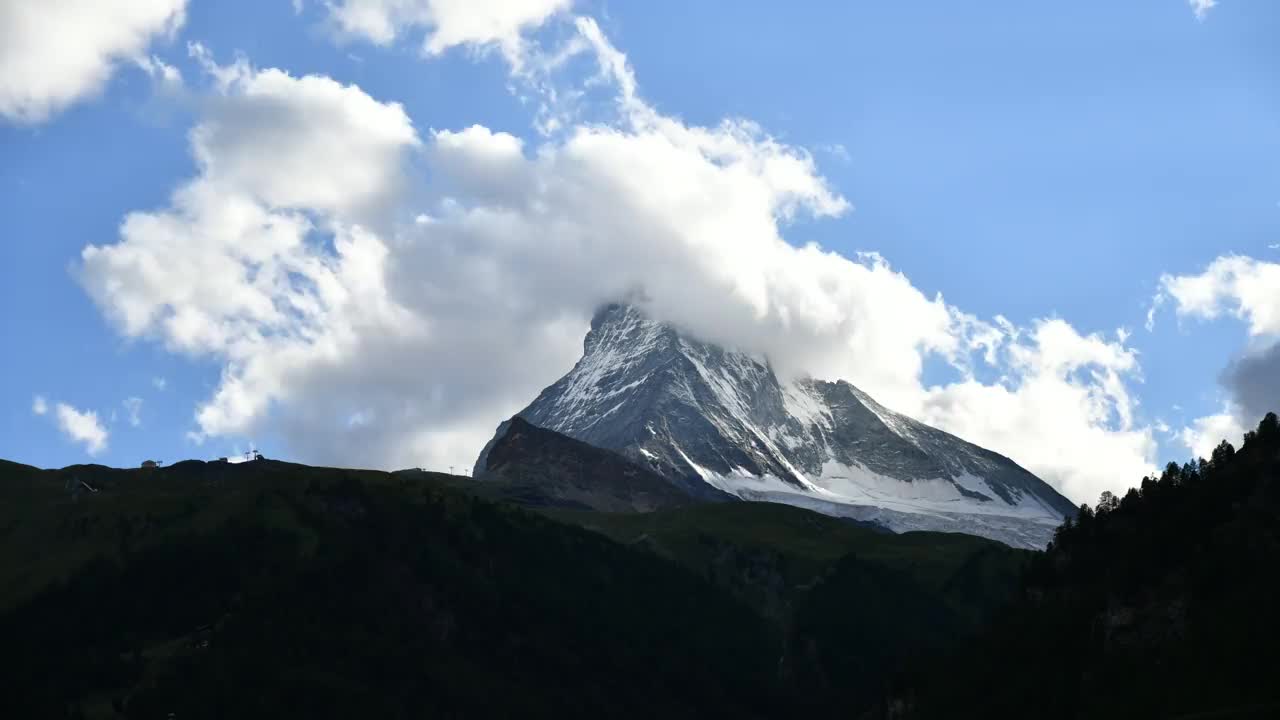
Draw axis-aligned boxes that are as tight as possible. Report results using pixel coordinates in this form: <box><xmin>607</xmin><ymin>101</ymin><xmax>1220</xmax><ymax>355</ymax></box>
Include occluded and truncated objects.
<box><xmin>0</xmin><ymin>452</ymin><xmax>1026</xmax><ymax>719</ymax></box>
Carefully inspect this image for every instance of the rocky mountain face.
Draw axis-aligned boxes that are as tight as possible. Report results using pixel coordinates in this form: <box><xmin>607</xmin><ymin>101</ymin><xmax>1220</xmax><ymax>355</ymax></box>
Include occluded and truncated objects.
<box><xmin>478</xmin><ymin>304</ymin><xmax>1077</xmax><ymax>548</ymax></box>
<box><xmin>474</xmin><ymin>416</ymin><xmax>700</xmax><ymax>512</ymax></box>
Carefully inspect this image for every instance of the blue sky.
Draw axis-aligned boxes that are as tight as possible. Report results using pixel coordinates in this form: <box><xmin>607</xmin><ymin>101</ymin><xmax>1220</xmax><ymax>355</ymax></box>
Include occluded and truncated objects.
<box><xmin>2</xmin><ymin>0</ymin><xmax>1278</xmax><ymax>503</ymax></box>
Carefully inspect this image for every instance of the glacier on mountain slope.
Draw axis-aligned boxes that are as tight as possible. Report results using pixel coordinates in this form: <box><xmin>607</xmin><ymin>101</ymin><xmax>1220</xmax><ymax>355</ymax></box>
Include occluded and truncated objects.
<box><xmin>480</xmin><ymin>304</ymin><xmax>1077</xmax><ymax>549</ymax></box>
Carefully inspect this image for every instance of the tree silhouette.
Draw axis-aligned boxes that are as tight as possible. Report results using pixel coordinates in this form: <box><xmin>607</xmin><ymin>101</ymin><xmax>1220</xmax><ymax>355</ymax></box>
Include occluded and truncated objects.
<box><xmin>1096</xmin><ymin>490</ymin><xmax>1120</xmax><ymax>514</ymax></box>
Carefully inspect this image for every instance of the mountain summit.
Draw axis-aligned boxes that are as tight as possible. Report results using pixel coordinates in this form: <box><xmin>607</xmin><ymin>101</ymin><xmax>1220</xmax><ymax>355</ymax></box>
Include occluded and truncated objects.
<box><xmin>479</xmin><ymin>304</ymin><xmax>1076</xmax><ymax>547</ymax></box>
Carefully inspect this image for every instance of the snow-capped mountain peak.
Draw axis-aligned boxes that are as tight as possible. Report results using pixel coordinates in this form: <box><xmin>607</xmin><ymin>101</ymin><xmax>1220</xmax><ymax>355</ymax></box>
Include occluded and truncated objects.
<box><xmin>478</xmin><ymin>304</ymin><xmax>1076</xmax><ymax>548</ymax></box>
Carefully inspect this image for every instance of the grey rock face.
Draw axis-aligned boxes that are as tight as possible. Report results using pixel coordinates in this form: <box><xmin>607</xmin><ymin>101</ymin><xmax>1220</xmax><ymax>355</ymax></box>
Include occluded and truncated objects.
<box><xmin>479</xmin><ymin>304</ymin><xmax>1077</xmax><ymax>548</ymax></box>
<box><xmin>473</xmin><ymin>416</ymin><xmax>701</xmax><ymax>512</ymax></box>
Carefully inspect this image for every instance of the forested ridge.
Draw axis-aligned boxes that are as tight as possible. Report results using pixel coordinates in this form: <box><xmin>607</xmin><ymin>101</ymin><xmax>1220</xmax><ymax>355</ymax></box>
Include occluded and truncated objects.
<box><xmin>3</xmin><ymin>413</ymin><xmax>1276</xmax><ymax>719</ymax></box>
<box><xmin>891</xmin><ymin>413</ymin><xmax>1280</xmax><ymax>719</ymax></box>
<box><xmin>0</xmin><ymin>457</ymin><xmax>1022</xmax><ymax>719</ymax></box>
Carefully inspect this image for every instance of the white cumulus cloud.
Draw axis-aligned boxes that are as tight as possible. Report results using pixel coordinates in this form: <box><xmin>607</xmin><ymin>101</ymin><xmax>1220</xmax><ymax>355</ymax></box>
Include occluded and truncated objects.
<box><xmin>0</xmin><ymin>0</ymin><xmax>187</xmax><ymax>123</ymax></box>
<box><xmin>1180</xmin><ymin>410</ymin><xmax>1245</xmax><ymax>459</ymax></box>
<box><xmin>1158</xmin><ymin>255</ymin><xmax>1280</xmax><ymax>456</ymax></box>
<box><xmin>327</xmin><ymin>0</ymin><xmax>571</xmax><ymax>65</ymax></box>
<box><xmin>79</xmin><ymin>15</ymin><xmax>1156</xmax><ymax>502</ymax></box>
<box><xmin>916</xmin><ymin>319</ymin><xmax>1155</xmax><ymax>505</ymax></box>
<box><xmin>1159</xmin><ymin>255</ymin><xmax>1280</xmax><ymax>337</ymax></box>
<box><xmin>54</xmin><ymin>403</ymin><xmax>109</xmax><ymax>455</ymax></box>
<box><xmin>32</xmin><ymin>395</ymin><xmax>49</xmax><ymax>416</ymax></box>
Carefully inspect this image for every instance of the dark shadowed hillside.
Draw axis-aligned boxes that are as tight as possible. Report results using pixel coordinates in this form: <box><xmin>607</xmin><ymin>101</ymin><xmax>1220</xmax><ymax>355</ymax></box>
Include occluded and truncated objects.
<box><xmin>0</xmin><ymin>452</ymin><xmax>1027</xmax><ymax>719</ymax></box>
<box><xmin>549</xmin><ymin>502</ymin><xmax>1026</xmax><ymax>627</ymax></box>
<box><xmin>0</xmin><ymin>460</ymin><xmax>780</xmax><ymax>719</ymax></box>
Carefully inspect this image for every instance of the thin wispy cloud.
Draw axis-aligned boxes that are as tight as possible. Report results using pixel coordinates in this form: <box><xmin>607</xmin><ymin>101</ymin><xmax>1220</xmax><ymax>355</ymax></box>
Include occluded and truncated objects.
<box><xmin>1189</xmin><ymin>0</ymin><xmax>1217</xmax><ymax>21</ymax></box>
<box><xmin>123</xmin><ymin>396</ymin><xmax>144</xmax><ymax>427</ymax></box>
<box><xmin>817</xmin><ymin>143</ymin><xmax>851</xmax><ymax>164</ymax></box>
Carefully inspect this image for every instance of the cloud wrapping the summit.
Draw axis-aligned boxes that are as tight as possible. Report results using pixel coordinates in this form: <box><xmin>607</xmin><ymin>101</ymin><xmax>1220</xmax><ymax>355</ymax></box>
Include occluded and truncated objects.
<box><xmin>78</xmin><ymin>14</ymin><xmax>1155</xmax><ymax>504</ymax></box>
